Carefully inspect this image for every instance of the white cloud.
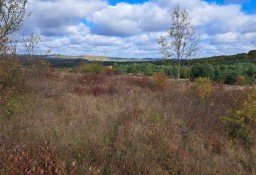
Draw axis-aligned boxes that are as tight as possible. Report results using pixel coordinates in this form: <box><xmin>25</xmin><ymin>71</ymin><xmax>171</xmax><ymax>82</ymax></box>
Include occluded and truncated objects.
<box><xmin>89</xmin><ymin>2</ymin><xmax>170</xmax><ymax>36</ymax></box>
<box><xmin>23</xmin><ymin>0</ymin><xmax>107</xmax><ymax>36</ymax></box>
<box><xmin>19</xmin><ymin>0</ymin><xmax>256</xmax><ymax>58</ymax></box>
<box><xmin>213</xmin><ymin>32</ymin><xmax>239</xmax><ymax>44</ymax></box>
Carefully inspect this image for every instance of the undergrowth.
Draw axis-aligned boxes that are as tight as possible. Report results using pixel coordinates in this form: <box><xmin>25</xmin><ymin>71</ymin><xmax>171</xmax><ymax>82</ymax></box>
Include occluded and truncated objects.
<box><xmin>0</xmin><ymin>69</ymin><xmax>255</xmax><ymax>174</ymax></box>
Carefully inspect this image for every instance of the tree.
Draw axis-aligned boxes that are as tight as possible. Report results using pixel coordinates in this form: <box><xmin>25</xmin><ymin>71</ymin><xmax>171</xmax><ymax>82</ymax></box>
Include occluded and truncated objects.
<box><xmin>0</xmin><ymin>0</ymin><xmax>29</xmax><ymax>91</ymax></box>
<box><xmin>158</xmin><ymin>6</ymin><xmax>199</xmax><ymax>80</ymax></box>
<box><xmin>248</xmin><ymin>50</ymin><xmax>256</xmax><ymax>59</ymax></box>
<box><xmin>190</xmin><ymin>63</ymin><xmax>214</xmax><ymax>80</ymax></box>
<box><xmin>0</xmin><ymin>0</ymin><xmax>29</xmax><ymax>53</ymax></box>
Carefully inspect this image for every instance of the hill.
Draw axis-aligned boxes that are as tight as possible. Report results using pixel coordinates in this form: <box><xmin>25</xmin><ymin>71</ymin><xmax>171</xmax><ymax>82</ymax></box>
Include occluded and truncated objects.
<box><xmin>42</xmin><ymin>50</ymin><xmax>256</xmax><ymax>68</ymax></box>
<box><xmin>47</xmin><ymin>55</ymin><xmax>156</xmax><ymax>62</ymax></box>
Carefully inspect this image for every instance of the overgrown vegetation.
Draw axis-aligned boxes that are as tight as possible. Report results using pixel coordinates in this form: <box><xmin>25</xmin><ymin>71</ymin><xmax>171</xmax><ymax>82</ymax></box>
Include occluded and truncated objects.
<box><xmin>1</xmin><ymin>69</ymin><xmax>256</xmax><ymax>174</ymax></box>
<box><xmin>1</xmin><ymin>0</ymin><xmax>256</xmax><ymax>173</ymax></box>
<box><xmin>222</xmin><ymin>85</ymin><xmax>256</xmax><ymax>145</ymax></box>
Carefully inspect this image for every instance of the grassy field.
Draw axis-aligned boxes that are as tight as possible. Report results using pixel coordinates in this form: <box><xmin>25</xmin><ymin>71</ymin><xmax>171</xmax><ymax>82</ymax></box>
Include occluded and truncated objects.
<box><xmin>0</xmin><ymin>69</ymin><xmax>256</xmax><ymax>174</ymax></box>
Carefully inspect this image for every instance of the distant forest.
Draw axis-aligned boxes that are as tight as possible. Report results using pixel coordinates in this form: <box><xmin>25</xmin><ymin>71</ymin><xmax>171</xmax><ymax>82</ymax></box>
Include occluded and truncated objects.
<box><xmin>21</xmin><ymin>50</ymin><xmax>256</xmax><ymax>85</ymax></box>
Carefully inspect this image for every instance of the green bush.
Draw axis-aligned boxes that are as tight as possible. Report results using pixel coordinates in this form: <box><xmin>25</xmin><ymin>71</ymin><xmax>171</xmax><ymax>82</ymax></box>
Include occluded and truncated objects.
<box><xmin>191</xmin><ymin>63</ymin><xmax>214</xmax><ymax>80</ymax></box>
<box><xmin>222</xmin><ymin>85</ymin><xmax>256</xmax><ymax>144</ymax></box>
<box><xmin>79</xmin><ymin>63</ymin><xmax>104</xmax><ymax>74</ymax></box>
<box><xmin>181</xmin><ymin>66</ymin><xmax>191</xmax><ymax>79</ymax></box>
<box><xmin>224</xmin><ymin>73</ymin><xmax>237</xmax><ymax>85</ymax></box>
<box><xmin>248</xmin><ymin>50</ymin><xmax>256</xmax><ymax>59</ymax></box>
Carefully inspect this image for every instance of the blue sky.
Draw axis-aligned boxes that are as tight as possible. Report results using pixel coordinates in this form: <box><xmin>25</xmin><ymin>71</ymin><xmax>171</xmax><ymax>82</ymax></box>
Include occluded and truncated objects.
<box><xmin>205</xmin><ymin>0</ymin><xmax>255</xmax><ymax>13</ymax></box>
<box><xmin>109</xmin><ymin>0</ymin><xmax>255</xmax><ymax>13</ymax></box>
<box><xmin>21</xmin><ymin>0</ymin><xmax>256</xmax><ymax>58</ymax></box>
<box><xmin>108</xmin><ymin>0</ymin><xmax>148</xmax><ymax>5</ymax></box>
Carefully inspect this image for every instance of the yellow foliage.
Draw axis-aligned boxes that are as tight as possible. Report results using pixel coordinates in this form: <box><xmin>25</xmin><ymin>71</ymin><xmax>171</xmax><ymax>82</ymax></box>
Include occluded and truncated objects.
<box><xmin>192</xmin><ymin>77</ymin><xmax>213</xmax><ymax>100</ymax></box>
<box><xmin>222</xmin><ymin>85</ymin><xmax>256</xmax><ymax>144</ymax></box>
<box><xmin>108</xmin><ymin>65</ymin><xmax>113</xmax><ymax>71</ymax></box>
<box><xmin>235</xmin><ymin>75</ymin><xmax>247</xmax><ymax>85</ymax></box>
<box><xmin>153</xmin><ymin>72</ymin><xmax>168</xmax><ymax>88</ymax></box>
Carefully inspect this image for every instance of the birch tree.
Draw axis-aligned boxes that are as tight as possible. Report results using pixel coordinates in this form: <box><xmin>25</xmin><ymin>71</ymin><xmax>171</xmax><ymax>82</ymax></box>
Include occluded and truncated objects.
<box><xmin>158</xmin><ymin>6</ymin><xmax>199</xmax><ymax>80</ymax></box>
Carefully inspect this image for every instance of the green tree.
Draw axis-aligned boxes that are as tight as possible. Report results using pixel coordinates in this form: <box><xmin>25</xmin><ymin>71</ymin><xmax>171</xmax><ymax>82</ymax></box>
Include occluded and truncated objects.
<box><xmin>158</xmin><ymin>6</ymin><xmax>199</xmax><ymax>80</ymax></box>
<box><xmin>144</xmin><ymin>63</ymin><xmax>154</xmax><ymax>76</ymax></box>
<box><xmin>213</xmin><ymin>65</ymin><xmax>225</xmax><ymax>82</ymax></box>
<box><xmin>248</xmin><ymin>50</ymin><xmax>256</xmax><ymax>59</ymax></box>
<box><xmin>181</xmin><ymin>66</ymin><xmax>190</xmax><ymax>79</ymax></box>
<box><xmin>191</xmin><ymin>63</ymin><xmax>214</xmax><ymax>79</ymax></box>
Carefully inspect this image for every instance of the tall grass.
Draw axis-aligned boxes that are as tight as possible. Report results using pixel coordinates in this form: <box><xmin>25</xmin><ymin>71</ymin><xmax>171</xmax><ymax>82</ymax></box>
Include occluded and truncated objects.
<box><xmin>0</xmin><ymin>70</ymin><xmax>255</xmax><ymax>174</ymax></box>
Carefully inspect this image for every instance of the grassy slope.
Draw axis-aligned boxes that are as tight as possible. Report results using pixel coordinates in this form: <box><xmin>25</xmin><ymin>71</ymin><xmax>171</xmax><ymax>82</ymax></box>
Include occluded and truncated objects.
<box><xmin>0</xmin><ymin>72</ymin><xmax>255</xmax><ymax>174</ymax></box>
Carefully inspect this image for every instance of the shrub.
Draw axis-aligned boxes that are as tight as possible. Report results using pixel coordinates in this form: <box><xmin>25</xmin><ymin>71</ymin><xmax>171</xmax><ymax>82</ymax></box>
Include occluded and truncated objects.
<box><xmin>144</xmin><ymin>63</ymin><xmax>154</xmax><ymax>76</ymax></box>
<box><xmin>132</xmin><ymin>73</ymin><xmax>168</xmax><ymax>91</ymax></box>
<box><xmin>248</xmin><ymin>50</ymin><xmax>256</xmax><ymax>58</ymax></box>
<box><xmin>0</xmin><ymin>58</ymin><xmax>24</xmax><ymax>90</ymax></box>
<box><xmin>192</xmin><ymin>77</ymin><xmax>213</xmax><ymax>100</ymax></box>
<box><xmin>133</xmin><ymin>76</ymin><xmax>154</xmax><ymax>89</ymax></box>
<box><xmin>235</xmin><ymin>75</ymin><xmax>247</xmax><ymax>85</ymax></box>
<box><xmin>0</xmin><ymin>58</ymin><xmax>26</xmax><ymax>113</ymax></box>
<box><xmin>181</xmin><ymin>66</ymin><xmax>190</xmax><ymax>79</ymax></box>
<box><xmin>88</xmin><ymin>85</ymin><xmax>116</xmax><ymax>96</ymax></box>
<box><xmin>0</xmin><ymin>142</ymin><xmax>74</xmax><ymax>175</ymax></box>
<box><xmin>222</xmin><ymin>85</ymin><xmax>256</xmax><ymax>145</ymax></box>
<box><xmin>224</xmin><ymin>73</ymin><xmax>237</xmax><ymax>85</ymax></box>
<box><xmin>153</xmin><ymin>72</ymin><xmax>168</xmax><ymax>90</ymax></box>
<box><xmin>4</xmin><ymin>97</ymin><xmax>22</xmax><ymax>119</ymax></box>
<box><xmin>79</xmin><ymin>74</ymin><xmax>106</xmax><ymax>85</ymax></box>
<box><xmin>30</xmin><ymin>60</ymin><xmax>54</xmax><ymax>78</ymax></box>
<box><xmin>113</xmin><ymin>64</ymin><xmax>127</xmax><ymax>75</ymax></box>
<box><xmin>191</xmin><ymin>63</ymin><xmax>214</xmax><ymax>80</ymax></box>
<box><xmin>79</xmin><ymin>63</ymin><xmax>104</xmax><ymax>74</ymax></box>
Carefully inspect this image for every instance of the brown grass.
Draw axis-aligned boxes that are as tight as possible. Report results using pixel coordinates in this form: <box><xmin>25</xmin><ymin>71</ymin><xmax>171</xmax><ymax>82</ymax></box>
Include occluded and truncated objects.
<box><xmin>0</xmin><ymin>70</ymin><xmax>255</xmax><ymax>174</ymax></box>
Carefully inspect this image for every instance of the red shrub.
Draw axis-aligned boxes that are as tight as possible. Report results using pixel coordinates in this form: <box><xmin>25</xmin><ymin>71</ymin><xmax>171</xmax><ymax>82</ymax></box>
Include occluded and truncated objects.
<box><xmin>73</xmin><ymin>86</ymin><xmax>85</xmax><ymax>95</ymax></box>
<box><xmin>79</xmin><ymin>74</ymin><xmax>107</xmax><ymax>85</ymax></box>
<box><xmin>131</xmin><ymin>74</ymin><xmax>169</xmax><ymax>91</ymax></box>
<box><xmin>132</xmin><ymin>76</ymin><xmax>154</xmax><ymax>89</ymax></box>
<box><xmin>0</xmin><ymin>142</ymin><xmax>75</xmax><ymax>175</ymax></box>
<box><xmin>88</xmin><ymin>85</ymin><xmax>116</xmax><ymax>96</ymax></box>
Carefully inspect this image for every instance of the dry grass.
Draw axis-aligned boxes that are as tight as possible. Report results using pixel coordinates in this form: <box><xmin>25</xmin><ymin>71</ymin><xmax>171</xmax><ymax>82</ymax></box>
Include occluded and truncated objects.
<box><xmin>0</xmin><ymin>71</ymin><xmax>255</xmax><ymax>174</ymax></box>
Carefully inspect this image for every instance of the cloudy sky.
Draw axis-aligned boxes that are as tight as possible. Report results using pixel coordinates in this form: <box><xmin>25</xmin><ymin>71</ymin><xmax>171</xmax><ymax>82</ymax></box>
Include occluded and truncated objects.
<box><xmin>20</xmin><ymin>0</ymin><xmax>256</xmax><ymax>58</ymax></box>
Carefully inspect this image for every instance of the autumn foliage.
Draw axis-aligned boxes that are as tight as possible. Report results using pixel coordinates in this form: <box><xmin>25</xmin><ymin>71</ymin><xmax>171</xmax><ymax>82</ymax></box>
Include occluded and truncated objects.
<box><xmin>0</xmin><ymin>70</ymin><xmax>255</xmax><ymax>174</ymax></box>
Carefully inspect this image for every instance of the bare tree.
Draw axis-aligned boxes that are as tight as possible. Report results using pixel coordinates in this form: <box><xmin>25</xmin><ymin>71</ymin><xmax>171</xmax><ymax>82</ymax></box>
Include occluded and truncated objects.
<box><xmin>158</xmin><ymin>6</ymin><xmax>199</xmax><ymax>80</ymax></box>
<box><xmin>0</xmin><ymin>0</ymin><xmax>29</xmax><ymax>53</ymax></box>
<box><xmin>23</xmin><ymin>32</ymin><xmax>40</xmax><ymax>60</ymax></box>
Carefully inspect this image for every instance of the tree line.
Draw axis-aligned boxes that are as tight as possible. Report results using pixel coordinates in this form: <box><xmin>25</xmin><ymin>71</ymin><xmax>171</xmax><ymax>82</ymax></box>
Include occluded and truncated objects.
<box><xmin>112</xmin><ymin>62</ymin><xmax>256</xmax><ymax>85</ymax></box>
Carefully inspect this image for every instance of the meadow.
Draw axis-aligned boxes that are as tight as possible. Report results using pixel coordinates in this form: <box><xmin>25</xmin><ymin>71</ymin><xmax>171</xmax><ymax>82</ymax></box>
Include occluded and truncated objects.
<box><xmin>0</xmin><ymin>60</ymin><xmax>256</xmax><ymax>174</ymax></box>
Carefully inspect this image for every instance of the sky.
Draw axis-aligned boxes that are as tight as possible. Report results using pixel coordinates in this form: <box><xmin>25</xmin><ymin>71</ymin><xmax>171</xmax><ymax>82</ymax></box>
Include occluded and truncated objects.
<box><xmin>19</xmin><ymin>0</ymin><xmax>256</xmax><ymax>58</ymax></box>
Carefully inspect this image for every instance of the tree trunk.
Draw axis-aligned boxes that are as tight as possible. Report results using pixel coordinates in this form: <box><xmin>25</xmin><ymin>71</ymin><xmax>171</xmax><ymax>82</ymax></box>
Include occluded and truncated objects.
<box><xmin>177</xmin><ymin>55</ymin><xmax>181</xmax><ymax>81</ymax></box>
